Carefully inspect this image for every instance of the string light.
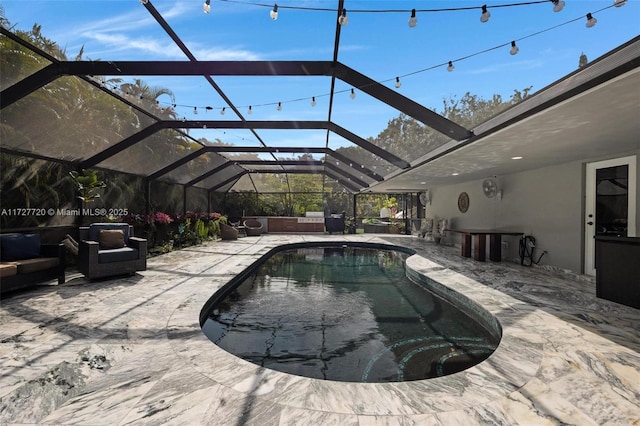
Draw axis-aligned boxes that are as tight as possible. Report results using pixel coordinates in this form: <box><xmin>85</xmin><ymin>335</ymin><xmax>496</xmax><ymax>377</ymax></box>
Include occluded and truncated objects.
<box><xmin>551</xmin><ymin>0</ymin><xmax>565</xmax><ymax>12</ymax></box>
<box><xmin>134</xmin><ymin>3</ymin><xmax>623</xmax><ymax>117</ymax></box>
<box><xmin>270</xmin><ymin>4</ymin><xmax>278</xmax><ymax>20</ymax></box>
<box><xmin>510</xmin><ymin>41</ymin><xmax>519</xmax><ymax>55</ymax></box>
<box><xmin>193</xmin><ymin>106</ymin><xmax>198</xmax><ymax>115</ymax></box>
<box><xmin>202</xmin><ymin>0</ymin><xmax>211</xmax><ymax>14</ymax></box>
<box><xmin>480</xmin><ymin>5</ymin><xmax>491</xmax><ymax>23</ymax></box>
<box><xmin>338</xmin><ymin>9</ymin><xmax>348</xmax><ymax>26</ymax></box>
<box><xmin>248</xmin><ymin>105</ymin><xmax>253</xmax><ymax>114</ymax></box>
<box><xmin>408</xmin><ymin>9</ymin><xmax>417</xmax><ymax>28</ymax></box>
<box><xmin>311</xmin><ymin>96</ymin><xmax>316</xmax><ymax>107</ymax></box>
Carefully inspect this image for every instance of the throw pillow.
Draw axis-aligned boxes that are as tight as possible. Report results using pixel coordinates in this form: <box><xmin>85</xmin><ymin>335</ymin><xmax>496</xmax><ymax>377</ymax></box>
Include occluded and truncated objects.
<box><xmin>99</xmin><ymin>229</ymin><xmax>126</xmax><ymax>249</ymax></box>
<box><xmin>0</xmin><ymin>233</ymin><xmax>41</xmax><ymax>261</ymax></box>
<box><xmin>62</xmin><ymin>238</ymin><xmax>79</xmax><ymax>256</ymax></box>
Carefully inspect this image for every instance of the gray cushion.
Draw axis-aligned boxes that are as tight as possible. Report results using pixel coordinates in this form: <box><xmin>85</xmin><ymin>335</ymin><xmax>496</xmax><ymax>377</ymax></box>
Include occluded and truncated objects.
<box><xmin>98</xmin><ymin>247</ymin><xmax>139</xmax><ymax>263</ymax></box>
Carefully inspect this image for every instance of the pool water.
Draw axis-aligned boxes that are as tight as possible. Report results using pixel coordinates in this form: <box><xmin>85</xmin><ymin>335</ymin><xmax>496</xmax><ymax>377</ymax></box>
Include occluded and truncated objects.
<box><xmin>201</xmin><ymin>246</ymin><xmax>500</xmax><ymax>383</ymax></box>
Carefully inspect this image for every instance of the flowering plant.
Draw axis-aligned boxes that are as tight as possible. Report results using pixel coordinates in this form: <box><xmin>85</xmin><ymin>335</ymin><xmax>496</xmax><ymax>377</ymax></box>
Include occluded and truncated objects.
<box><xmin>151</xmin><ymin>212</ymin><xmax>173</xmax><ymax>225</ymax></box>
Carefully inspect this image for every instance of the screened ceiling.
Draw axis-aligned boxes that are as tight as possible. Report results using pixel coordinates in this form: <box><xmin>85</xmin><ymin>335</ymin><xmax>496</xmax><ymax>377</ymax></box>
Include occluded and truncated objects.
<box><xmin>1</xmin><ymin>0</ymin><xmax>638</xmax><ymax>195</ymax></box>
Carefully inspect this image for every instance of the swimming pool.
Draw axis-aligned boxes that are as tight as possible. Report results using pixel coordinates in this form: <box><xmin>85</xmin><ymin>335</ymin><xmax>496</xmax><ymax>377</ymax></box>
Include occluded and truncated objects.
<box><xmin>201</xmin><ymin>243</ymin><xmax>501</xmax><ymax>383</ymax></box>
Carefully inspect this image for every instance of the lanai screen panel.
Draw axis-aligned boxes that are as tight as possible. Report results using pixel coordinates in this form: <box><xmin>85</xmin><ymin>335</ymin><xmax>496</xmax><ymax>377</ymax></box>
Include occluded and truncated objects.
<box><xmin>97</xmin><ymin>129</ymin><xmax>204</xmax><ymax>176</ymax></box>
<box><xmin>327</xmin><ymin>133</ymin><xmax>401</xmax><ymax>177</ymax></box>
<box><xmin>1</xmin><ymin>76</ymin><xmax>157</xmax><ymax>161</ymax></box>
<box><xmin>193</xmin><ymin>163</ymin><xmax>247</xmax><ymax>190</ymax></box>
<box><xmin>161</xmin><ymin>152</ymin><xmax>230</xmax><ymax>185</ymax></box>
<box><xmin>0</xmin><ymin>34</ymin><xmax>53</xmax><ymax>90</ymax></box>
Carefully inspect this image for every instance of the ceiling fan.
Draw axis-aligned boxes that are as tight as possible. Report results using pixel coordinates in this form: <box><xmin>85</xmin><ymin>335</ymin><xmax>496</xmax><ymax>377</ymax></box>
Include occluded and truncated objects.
<box><xmin>482</xmin><ymin>178</ymin><xmax>500</xmax><ymax>198</ymax></box>
<box><xmin>419</xmin><ymin>190</ymin><xmax>430</xmax><ymax>205</ymax></box>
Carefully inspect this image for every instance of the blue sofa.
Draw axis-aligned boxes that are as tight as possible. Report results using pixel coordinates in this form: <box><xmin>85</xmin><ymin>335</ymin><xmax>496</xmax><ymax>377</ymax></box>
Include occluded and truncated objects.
<box><xmin>0</xmin><ymin>233</ymin><xmax>65</xmax><ymax>297</ymax></box>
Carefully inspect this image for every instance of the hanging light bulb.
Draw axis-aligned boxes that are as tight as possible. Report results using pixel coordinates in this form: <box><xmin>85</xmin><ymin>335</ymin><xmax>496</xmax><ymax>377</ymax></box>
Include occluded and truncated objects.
<box><xmin>408</xmin><ymin>9</ymin><xmax>417</xmax><ymax>28</ymax></box>
<box><xmin>350</xmin><ymin>88</ymin><xmax>356</xmax><ymax>99</ymax></box>
<box><xmin>510</xmin><ymin>41</ymin><xmax>519</xmax><ymax>55</ymax></box>
<box><xmin>203</xmin><ymin>0</ymin><xmax>211</xmax><ymax>14</ymax></box>
<box><xmin>311</xmin><ymin>96</ymin><xmax>316</xmax><ymax>107</ymax></box>
<box><xmin>585</xmin><ymin>13</ymin><xmax>597</xmax><ymax>28</ymax></box>
<box><xmin>248</xmin><ymin>105</ymin><xmax>253</xmax><ymax>114</ymax></box>
<box><xmin>480</xmin><ymin>5</ymin><xmax>491</xmax><ymax>23</ymax></box>
<box><xmin>193</xmin><ymin>106</ymin><xmax>198</xmax><ymax>115</ymax></box>
<box><xmin>338</xmin><ymin>9</ymin><xmax>349</xmax><ymax>26</ymax></box>
<box><xmin>270</xmin><ymin>4</ymin><xmax>278</xmax><ymax>20</ymax></box>
<box><xmin>395</xmin><ymin>77</ymin><xmax>402</xmax><ymax>88</ymax></box>
<box><xmin>614</xmin><ymin>0</ymin><xmax>626</xmax><ymax>6</ymax></box>
<box><xmin>551</xmin><ymin>0</ymin><xmax>565</xmax><ymax>12</ymax></box>
<box><xmin>447</xmin><ymin>61</ymin><xmax>455</xmax><ymax>72</ymax></box>
<box><xmin>220</xmin><ymin>107</ymin><xmax>226</xmax><ymax>115</ymax></box>
<box><xmin>277</xmin><ymin>102</ymin><xmax>282</xmax><ymax>111</ymax></box>
<box><xmin>139</xmin><ymin>0</ymin><xmax>149</xmax><ymax>5</ymax></box>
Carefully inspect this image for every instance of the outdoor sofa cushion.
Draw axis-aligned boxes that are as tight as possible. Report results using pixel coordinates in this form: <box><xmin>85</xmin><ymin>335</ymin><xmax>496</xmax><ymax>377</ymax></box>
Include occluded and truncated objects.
<box><xmin>97</xmin><ymin>247</ymin><xmax>139</xmax><ymax>263</ymax></box>
<box><xmin>0</xmin><ymin>263</ymin><xmax>18</xmax><ymax>278</ymax></box>
<box><xmin>0</xmin><ymin>233</ymin><xmax>41</xmax><ymax>261</ymax></box>
<box><xmin>88</xmin><ymin>223</ymin><xmax>130</xmax><ymax>242</ymax></box>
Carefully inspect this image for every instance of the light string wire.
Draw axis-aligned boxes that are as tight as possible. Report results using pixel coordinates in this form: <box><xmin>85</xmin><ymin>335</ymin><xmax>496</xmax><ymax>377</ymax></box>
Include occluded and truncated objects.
<box><xmin>104</xmin><ymin>2</ymin><xmax>620</xmax><ymax>116</ymax></box>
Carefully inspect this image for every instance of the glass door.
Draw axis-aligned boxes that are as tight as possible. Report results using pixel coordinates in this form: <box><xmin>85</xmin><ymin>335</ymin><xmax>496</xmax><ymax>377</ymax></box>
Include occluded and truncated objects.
<box><xmin>585</xmin><ymin>156</ymin><xmax>637</xmax><ymax>275</ymax></box>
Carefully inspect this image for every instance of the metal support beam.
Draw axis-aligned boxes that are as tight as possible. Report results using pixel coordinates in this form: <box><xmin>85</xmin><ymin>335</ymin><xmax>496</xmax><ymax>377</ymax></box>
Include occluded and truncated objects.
<box><xmin>334</xmin><ymin>63</ymin><xmax>472</xmax><ymax>141</ymax></box>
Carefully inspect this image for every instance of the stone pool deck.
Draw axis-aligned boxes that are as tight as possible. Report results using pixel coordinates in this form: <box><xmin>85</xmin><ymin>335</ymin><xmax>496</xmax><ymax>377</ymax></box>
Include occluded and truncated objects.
<box><xmin>1</xmin><ymin>234</ymin><xmax>639</xmax><ymax>425</ymax></box>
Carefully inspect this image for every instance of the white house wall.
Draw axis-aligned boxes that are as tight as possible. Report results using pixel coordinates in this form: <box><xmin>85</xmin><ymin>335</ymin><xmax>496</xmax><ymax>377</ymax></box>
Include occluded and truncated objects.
<box><xmin>424</xmin><ymin>150</ymin><xmax>640</xmax><ymax>274</ymax></box>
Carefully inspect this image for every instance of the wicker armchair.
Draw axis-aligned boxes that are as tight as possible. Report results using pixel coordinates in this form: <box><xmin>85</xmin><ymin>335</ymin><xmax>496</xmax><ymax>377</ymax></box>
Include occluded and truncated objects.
<box><xmin>243</xmin><ymin>219</ymin><xmax>263</xmax><ymax>236</ymax></box>
<box><xmin>220</xmin><ymin>223</ymin><xmax>239</xmax><ymax>240</ymax></box>
<box><xmin>78</xmin><ymin>223</ymin><xmax>147</xmax><ymax>280</ymax></box>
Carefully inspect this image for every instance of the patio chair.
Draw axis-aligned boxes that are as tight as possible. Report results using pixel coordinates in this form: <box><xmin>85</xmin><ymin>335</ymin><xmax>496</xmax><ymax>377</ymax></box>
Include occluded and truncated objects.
<box><xmin>220</xmin><ymin>223</ymin><xmax>239</xmax><ymax>240</ymax></box>
<box><xmin>243</xmin><ymin>219</ymin><xmax>264</xmax><ymax>236</ymax></box>
<box><xmin>77</xmin><ymin>223</ymin><xmax>147</xmax><ymax>280</ymax></box>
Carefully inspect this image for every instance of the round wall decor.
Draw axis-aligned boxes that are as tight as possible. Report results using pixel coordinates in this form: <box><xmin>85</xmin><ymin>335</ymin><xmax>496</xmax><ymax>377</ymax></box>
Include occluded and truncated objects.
<box><xmin>457</xmin><ymin>192</ymin><xmax>470</xmax><ymax>213</ymax></box>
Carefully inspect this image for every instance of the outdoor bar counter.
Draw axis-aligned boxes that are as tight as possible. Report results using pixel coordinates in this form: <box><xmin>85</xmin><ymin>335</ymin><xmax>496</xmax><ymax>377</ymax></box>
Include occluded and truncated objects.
<box><xmin>244</xmin><ymin>216</ymin><xmax>325</xmax><ymax>233</ymax></box>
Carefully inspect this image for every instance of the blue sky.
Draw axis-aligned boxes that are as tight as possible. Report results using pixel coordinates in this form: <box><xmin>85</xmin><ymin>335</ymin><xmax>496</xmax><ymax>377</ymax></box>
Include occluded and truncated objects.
<box><xmin>3</xmin><ymin>0</ymin><xmax>639</xmax><ymax>152</ymax></box>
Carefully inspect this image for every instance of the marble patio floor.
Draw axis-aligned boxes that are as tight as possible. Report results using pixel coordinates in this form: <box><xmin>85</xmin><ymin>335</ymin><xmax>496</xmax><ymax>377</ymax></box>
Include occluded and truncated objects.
<box><xmin>1</xmin><ymin>234</ymin><xmax>639</xmax><ymax>425</ymax></box>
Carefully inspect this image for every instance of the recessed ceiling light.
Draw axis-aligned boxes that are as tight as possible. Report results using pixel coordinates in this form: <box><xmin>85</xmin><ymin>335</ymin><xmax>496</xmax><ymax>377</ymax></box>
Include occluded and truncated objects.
<box><xmin>452</xmin><ymin>172</ymin><xmax>459</xmax><ymax>176</ymax></box>
<box><xmin>512</xmin><ymin>156</ymin><xmax>523</xmax><ymax>160</ymax></box>
<box><xmin>420</xmin><ymin>181</ymin><xmax>427</xmax><ymax>185</ymax></box>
